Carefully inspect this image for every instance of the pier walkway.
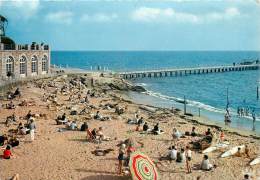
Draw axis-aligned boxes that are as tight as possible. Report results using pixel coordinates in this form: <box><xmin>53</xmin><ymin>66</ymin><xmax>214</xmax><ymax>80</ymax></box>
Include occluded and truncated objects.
<box><xmin>119</xmin><ymin>64</ymin><xmax>260</xmax><ymax>79</ymax></box>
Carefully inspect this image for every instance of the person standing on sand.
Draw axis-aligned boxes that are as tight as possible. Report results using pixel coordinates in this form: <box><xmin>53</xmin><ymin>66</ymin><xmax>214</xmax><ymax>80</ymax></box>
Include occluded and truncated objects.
<box><xmin>252</xmin><ymin>110</ymin><xmax>256</xmax><ymax>131</ymax></box>
<box><xmin>185</xmin><ymin>146</ymin><xmax>192</xmax><ymax>173</ymax></box>
<box><xmin>29</xmin><ymin>119</ymin><xmax>36</xmax><ymax>141</ymax></box>
<box><xmin>220</xmin><ymin>131</ymin><xmax>225</xmax><ymax>142</ymax></box>
<box><xmin>91</xmin><ymin>78</ymin><xmax>94</xmax><ymax>87</ymax></box>
<box><xmin>118</xmin><ymin>144</ymin><xmax>126</xmax><ymax>174</ymax></box>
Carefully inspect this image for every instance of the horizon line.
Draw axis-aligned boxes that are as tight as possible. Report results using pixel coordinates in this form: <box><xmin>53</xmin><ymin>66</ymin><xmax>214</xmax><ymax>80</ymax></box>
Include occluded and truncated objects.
<box><xmin>50</xmin><ymin>50</ymin><xmax>260</xmax><ymax>52</ymax></box>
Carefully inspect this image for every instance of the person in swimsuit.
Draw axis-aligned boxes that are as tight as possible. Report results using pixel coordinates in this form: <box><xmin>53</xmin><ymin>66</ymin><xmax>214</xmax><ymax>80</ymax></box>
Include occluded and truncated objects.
<box><xmin>118</xmin><ymin>144</ymin><xmax>126</xmax><ymax>174</ymax></box>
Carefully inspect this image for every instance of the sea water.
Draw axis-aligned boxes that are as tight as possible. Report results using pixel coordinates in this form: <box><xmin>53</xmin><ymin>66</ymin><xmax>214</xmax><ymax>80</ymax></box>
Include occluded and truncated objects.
<box><xmin>52</xmin><ymin>51</ymin><xmax>260</xmax><ymax>133</ymax></box>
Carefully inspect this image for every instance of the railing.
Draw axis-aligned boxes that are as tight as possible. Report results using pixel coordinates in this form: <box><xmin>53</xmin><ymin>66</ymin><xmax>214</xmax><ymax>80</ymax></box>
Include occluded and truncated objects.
<box><xmin>0</xmin><ymin>43</ymin><xmax>49</xmax><ymax>51</ymax></box>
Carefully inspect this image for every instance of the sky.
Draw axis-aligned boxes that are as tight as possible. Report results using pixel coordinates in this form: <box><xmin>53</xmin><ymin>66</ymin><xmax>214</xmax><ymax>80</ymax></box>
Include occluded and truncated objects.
<box><xmin>0</xmin><ymin>0</ymin><xmax>260</xmax><ymax>51</ymax></box>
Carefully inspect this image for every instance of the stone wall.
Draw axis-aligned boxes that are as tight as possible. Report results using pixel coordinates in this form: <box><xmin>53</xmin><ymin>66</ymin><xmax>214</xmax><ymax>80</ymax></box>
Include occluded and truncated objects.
<box><xmin>0</xmin><ymin>49</ymin><xmax>51</xmax><ymax>80</ymax></box>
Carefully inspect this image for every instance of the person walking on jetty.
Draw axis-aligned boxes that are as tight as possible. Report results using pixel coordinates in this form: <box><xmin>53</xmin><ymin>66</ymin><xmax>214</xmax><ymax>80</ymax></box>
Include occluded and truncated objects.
<box><xmin>29</xmin><ymin>119</ymin><xmax>36</xmax><ymax>141</ymax></box>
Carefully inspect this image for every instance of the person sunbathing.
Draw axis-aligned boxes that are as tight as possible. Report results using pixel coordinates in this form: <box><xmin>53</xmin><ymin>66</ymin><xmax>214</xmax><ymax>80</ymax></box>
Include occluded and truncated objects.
<box><xmin>6</xmin><ymin>113</ymin><xmax>16</xmax><ymax>126</ymax></box>
<box><xmin>191</xmin><ymin>127</ymin><xmax>197</xmax><ymax>137</ymax></box>
<box><xmin>25</xmin><ymin>110</ymin><xmax>33</xmax><ymax>120</ymax></box>
<box><xmin>115</xmin><ymin>106</ymin><xmax>124</xmax><ymax>115</ymax></box>
<box><xmin>244</xmin><ymin>145</ymin><xmax>250</xmax><ymax>158</ymax></box>
<box><xmin>201</xmin><ymin>155</ymin><xmax>213</xmax><ymax>171</ymax></box>
<box><xmin>94</xmin><ymin>111</ymin><xmax>110</xmax><ymax>121</ymax></box>
<box><xmin>168</xmin><ymin>146</ymin><xmax>178</xmax><ymax>161</ymax></box>
<box><xmin>61</xmin><ymin>113</ymin><xmax>66</xmax><ymax>121</ymax></box>
<box><xmin>84</xmin><ymin>96</ymin><xmax>89</xmax><ymax>103</ymax></box>
<box><xmin>235</xmin><ymin>147</ymin><xmax>242</xmax><ymax>157</ymax></box>
<box><xmin>0</xmin><ymin>134</ymin><xmax>8</xmax><ymax>146</ymax></box>
<box><xmin>96</xmin><ymin>127</ymin><xmax>110</xmax><ymax>141</ymax></box>
<box><xmin>11</xmin><ymin>113</ymin><xmax>16</xmax><ymax>122</ymax></box>
<box><xmin>7</xmin><ymin>101</ymin><xmax>15</xmax><ymax>109</ymax></box>
<box><xmin>18</xmin><ymin>100</ymin><xmax>28</xmax><ymax>106</ymax></box>
<box><xmin>94</xmin><ymin>111</ymin><xmax>102</xmax><ymax>120</ymax></box>
<box><xmin>13</xmin><ymin>88</ymin><xmax>21</xmax><ymax>98</ymax></box>
<box><xmin>8</xmin><ymin>136</ymin><xmax>20</xmax><ymax>148</ymax></box>
<box><xmin>91</xmin><ymin>128</ymin><xmax>97</xmax><ymax>139</ymax></box>
<box><xmin>69</xmin><ymin>121</ymin><xmax>77</xmax><ymax>130</ymax></box>
<box><xmin>17</xmin><ymin>123</ymin><xmax>28</xmax><ymax>135</ymax></box>
<box><xmin>172</xmin><ymin>128</ymin><xmax>182</xmax><ymax>140</ymax></box>
<box><xmin>65</xmin><ymin>120</ymin><xmax>71</xmax><ymax>129</ymax></box>
<box><xmin>176</xmin><ymin>148</ymin><xmax>186</xmax><ymax>163</ymax></box>
<box><xmin>137</xmin><ymin>117</ymin><xmax>144</xmax><ymax>125</ymax></box>
<box><xmin>80</xmin><ymin>122</ymin><xmax>88</xmax><ymax>131</ymax></box>
<box><xmin>56</xmin><ymin>113</ymin><xmax>68</xmax><ymax>125</ymax></box>
<box><xmin>143</xmin><ymin>122</ymin><xmax>149</xmax><ymax>131</ymax></box>
<box><xmin>205</xmin><ymin>128</ymin><xmax>212</xmax><ymax>136</ymax></box>
<box><xmin>127</xmin><ymin>114</ymin><xmax>139</xmax><ymax>124</ymax></box>
<box><xmin>152</xmin><ymin>123</ymin><xmax>164</xmax><ymax>135</ymax></box>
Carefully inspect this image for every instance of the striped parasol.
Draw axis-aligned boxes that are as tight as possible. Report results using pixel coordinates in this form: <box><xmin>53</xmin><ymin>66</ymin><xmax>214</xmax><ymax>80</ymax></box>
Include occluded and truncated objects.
<box><xmin>129</xmin><ymin>151</ymin><xmax>159</xmax><ymax>180</ymax></box>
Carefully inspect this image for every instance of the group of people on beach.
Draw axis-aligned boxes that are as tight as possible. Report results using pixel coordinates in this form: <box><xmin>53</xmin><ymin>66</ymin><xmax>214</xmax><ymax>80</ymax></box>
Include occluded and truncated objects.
<box><xmin>117</xmin><ymin>139</ymin><xmax>136</xmax><ymax>174</ymax></box>
<box><xmin>158</xmin><ymin>127</ymin><xmax>218</xmax><ymax>173</ymax></box>
<box><xmin>237</xmin><ymin>106</ymin><xmax>251</xmax><ymax>117</ymax></box>
<box><xmin>1</xmin><ymin>74</ymin><xmax>258</xmax><ymax>180</ymax></box>
<box><xmin>0</xmin><ymin>88</ymin><xmax>39</xmax><ymax>180</ymax></box>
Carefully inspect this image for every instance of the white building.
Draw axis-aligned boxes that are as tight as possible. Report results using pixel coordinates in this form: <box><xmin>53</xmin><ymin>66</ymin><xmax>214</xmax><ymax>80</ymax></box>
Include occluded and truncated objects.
<box><xmin>0</xmin><ymin>15</ymin><xmax>50</xmax><ymax>80</ymax></box>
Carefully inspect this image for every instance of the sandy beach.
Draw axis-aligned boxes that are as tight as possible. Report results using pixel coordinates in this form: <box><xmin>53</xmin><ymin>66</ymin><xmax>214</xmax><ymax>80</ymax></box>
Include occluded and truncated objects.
<box><xmin>1</xmin><ymin>72</ymin><xmax>260</xmax><ymax>180</ymax></box>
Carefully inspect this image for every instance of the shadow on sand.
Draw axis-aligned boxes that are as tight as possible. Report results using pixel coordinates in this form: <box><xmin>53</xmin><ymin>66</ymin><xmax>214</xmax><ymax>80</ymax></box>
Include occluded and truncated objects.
<box><xmin>80</xmin><ymin>174</ymin><xmax>130</xmax><ymax>180</ymax></box>
<box><xmin>76</xmin><ymin>169</ymin><xmax>131</xmax><ymax>180</ymax></box>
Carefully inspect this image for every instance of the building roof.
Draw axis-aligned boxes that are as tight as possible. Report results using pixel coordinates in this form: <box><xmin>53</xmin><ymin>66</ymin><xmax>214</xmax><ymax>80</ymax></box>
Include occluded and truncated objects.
<box><xmin>0</xmin><ymin>36</ymin><xmax>15</xmax><ymax>50</ymax></box>
<box><xmin>0</xmin><ymin>15</ymin><xmax>8</xmax><ymax>22</ymax></box>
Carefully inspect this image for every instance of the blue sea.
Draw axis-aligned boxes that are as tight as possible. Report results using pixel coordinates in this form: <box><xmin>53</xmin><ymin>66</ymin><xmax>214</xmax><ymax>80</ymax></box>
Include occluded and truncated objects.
<box><xmin>52</xmin><ymin>51</ymin><xmax>260</xmax><ymax>134</ymax></box>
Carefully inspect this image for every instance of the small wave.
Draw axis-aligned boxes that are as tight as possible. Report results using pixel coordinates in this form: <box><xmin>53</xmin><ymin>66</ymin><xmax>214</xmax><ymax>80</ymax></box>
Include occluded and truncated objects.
<box><xmin>143</xmin><ymin>90</ymin><xmax>226</xmax><ymax>114</ymax></box>
<box><xmin>135</xmin><ymin>83</ymin><xmax>148</xmax><ymax>87</ymax></box>
<box><xmin>143</xmin><ymin>90</ymin><xmax>260</xmax><ymax>122</ymax></box>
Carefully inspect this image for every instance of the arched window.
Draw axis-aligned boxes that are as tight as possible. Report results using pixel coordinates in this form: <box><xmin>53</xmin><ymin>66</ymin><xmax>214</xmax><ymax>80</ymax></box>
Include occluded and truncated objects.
<box><xmin>20</xmin><ymin>56</ymin><xmax>27</xmax><ymax>75</ymax></box>
<box><xmin>42</xmin><ymin>55</ymin><xmax>48</xmax><ymax>72</ymax></box>
<box><xmin>6</xmin><ymin>56</ymin><xmax>14</xmax><ymax>76</ymax></box>
<box><xmin>31</xmin><ymin>55</ymin><xmax>38</xmax><ymax>73</ymax></box>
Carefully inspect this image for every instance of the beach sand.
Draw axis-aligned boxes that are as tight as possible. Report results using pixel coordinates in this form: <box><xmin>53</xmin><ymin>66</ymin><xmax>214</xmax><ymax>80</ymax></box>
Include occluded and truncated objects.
<box><xmin>1</xmin><ymin>73</ymin><xmax>260</xmax><ymax>180</ymax></box>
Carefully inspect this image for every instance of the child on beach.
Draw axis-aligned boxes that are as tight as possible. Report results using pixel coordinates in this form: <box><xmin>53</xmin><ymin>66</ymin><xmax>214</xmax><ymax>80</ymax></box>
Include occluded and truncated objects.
<box><xmin>118</xmin><ymin>144</ymin><xmax>126</xmax><ymax>174</ymax></box>
<box><xmin>185</xmin><ymin>146</ymin><xmax>192</xmax><ymax>173</ymax></box>
<box><xmin>3</xmin><ymin>145</ymin><xmax>13</xmax><ymax>159</ymax></box>
<box><xmin>220</xmin><ymin>131</ymin><xmax>225</xmax><ymax>142</ymax></box>
<box><xmin>29</xmin><ymin>119</ymin><xmax>36</xmax><ymax>141</ymax></box>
